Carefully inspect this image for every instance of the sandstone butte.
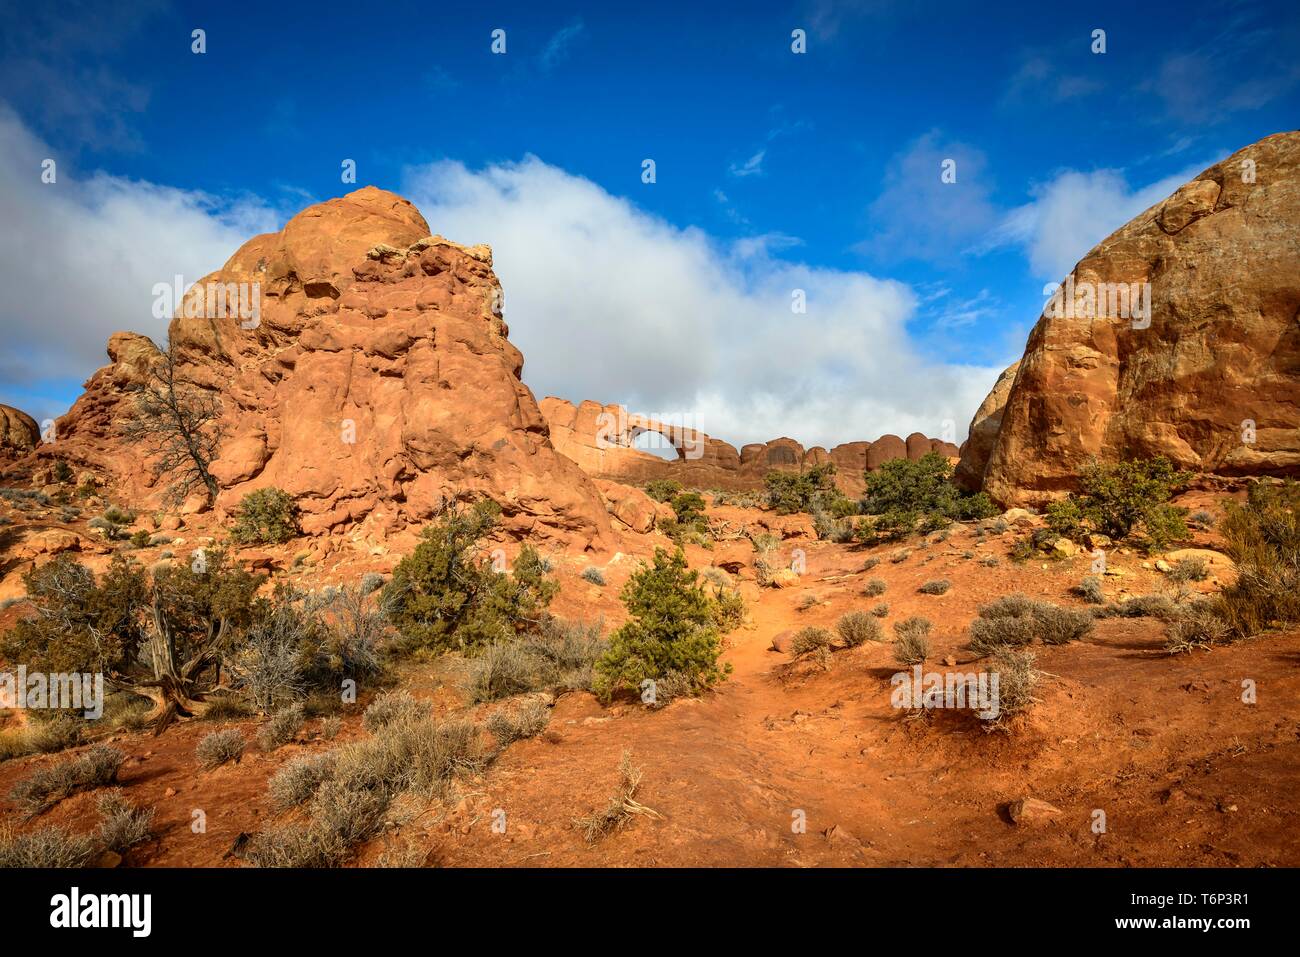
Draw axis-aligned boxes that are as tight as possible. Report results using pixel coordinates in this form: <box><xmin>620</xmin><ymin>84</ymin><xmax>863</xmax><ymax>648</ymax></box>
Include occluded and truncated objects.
<box><xmin>957</xmin><ymin>130</ymin><xmax>1300</xmax><ymax>507</ymax></box>
<box><xmin>5</xmin><ymin>186</ymin><xmax>954</xmax><ymax>552</ymax></box>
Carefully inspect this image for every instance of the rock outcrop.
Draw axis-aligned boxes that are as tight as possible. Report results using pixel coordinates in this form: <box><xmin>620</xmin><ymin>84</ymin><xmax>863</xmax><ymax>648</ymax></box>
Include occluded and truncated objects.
<box><xmin>37</xmin><ymin>187</ymin><xmax>616</xmax><ymax>551</ymax></box>
<box><xmin>0</xmin><ymin>405</ymin><xmax>39</xmax><ymax>454</ymax></box>
<box><xmin>959</xmin><ymin>132</ymin><xmax>1300</xmax><ymax>506</ymax></box>
<box><xmin>540</xmin><ymin>397</ymin><xmax>959</xmax><ymax>497</ymax></box>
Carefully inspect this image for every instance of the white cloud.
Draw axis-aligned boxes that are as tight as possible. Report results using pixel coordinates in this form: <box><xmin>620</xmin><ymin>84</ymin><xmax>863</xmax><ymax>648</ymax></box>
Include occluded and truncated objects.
<box><xmin>0</xmin><ymin>106</ymin><xmax>280</xmax><ymax>405</ymax></box>
<box><xmin>729</xmin><ymin>149</ymin><xmax>766</xmax><ymax>178</ymax></box>
<box><xmin>859</xmin><ymin>131</ymin><xmax>999</xmax><ymax>263</ymax></box>
<box><xmin>990</xmin><ymin>161</ymin><xmax>1210</xmax><ymax>281</ymax></box>
<box><xmin>403</xmin><ymin>155</ymin><xmax>997</xmax><ymax>448</ymax></box>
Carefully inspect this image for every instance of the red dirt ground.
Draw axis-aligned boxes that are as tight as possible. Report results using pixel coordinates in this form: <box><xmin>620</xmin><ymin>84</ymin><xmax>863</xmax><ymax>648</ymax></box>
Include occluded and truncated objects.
<box><xmin>2</xmin><ymin>491</ymin><xmax>1298</xmax><ymax>868</ymax></box>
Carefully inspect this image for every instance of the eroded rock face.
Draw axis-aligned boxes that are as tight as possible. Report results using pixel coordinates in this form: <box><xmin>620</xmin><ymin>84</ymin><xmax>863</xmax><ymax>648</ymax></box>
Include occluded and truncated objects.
<box><xmin>0</xmin><ymin>405</ymin><xmax>39</xmax><ymax>454</ymax></box>
<box><xmin>40</xmin><ymin>187</ymin><xmax>616</xmax><ymax>552</ymax></box>
<box><xmin>953</xmin><ymin>360</ymin><xmax>1020</xmax><ymax>491</ymax></box>
<box><xmin>963</xmin><ymin>132</ymin><xmax>1300</xmax><ymax>506</ymax></box>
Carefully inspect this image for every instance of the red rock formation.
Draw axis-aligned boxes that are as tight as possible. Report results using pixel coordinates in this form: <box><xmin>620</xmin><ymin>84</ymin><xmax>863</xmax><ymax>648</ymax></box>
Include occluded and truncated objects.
<box><xmin>36</xmin><ymin>187</ymin><xmax>616</xmax><ymax>552</ymax></box>
<box><xmin>960</xmin><ymin>132</ymin><xmax>1300</xmax><ymax>506</ymax></box>
<box><xmin>540</xmin><ymin>398</ymin><xmax>955</xmax><ymax>497</ymax></box>
<box><xmin>0</xmin><ymin>405</ymin><xmax>39</xmax><ymax>455</ymax></box>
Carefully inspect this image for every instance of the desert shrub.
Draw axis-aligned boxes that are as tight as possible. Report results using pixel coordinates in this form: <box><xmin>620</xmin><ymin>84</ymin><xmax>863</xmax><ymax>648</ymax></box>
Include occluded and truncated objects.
<box><xmin>0</xmin><ymin>825</ymin><xmax>97</xmax><ymax>868</ymax></box>
<box><xmin>968</xmin><ymin>594</ymin><xmax>1092</xmax><ymax>654</ymax></box>
<box><xmin>764</xmin><ymin>463</ymin><xmax>852</xmax><ymax>517</ymax></box>
<box><xmin>53</xmin><ymin>461</ymin><xmax>73</xmax><ymax>484</ymax></box>
<box><xmin>95</xmin><ymin>790</ymin><xmax>154</xmax><ymax>853</ymax></box>
<box><xmin>1189</xmin><ymin>509</ymin><xmax>1215</xmax><ymax>528</ymax></box>
<box><xmin>200</xmin><ymin>695</ymin><xmax>254</xmax><ymax>721</ymax></box>
<box><xmin>468</xmin><ymin>616</ymin><xmax>607</xmax><ymax>702</ymax></box>
<box><xmin>320</xmin><ymin>716</ymin><xmax>341</xmax><ymax>740</ymax></box>
<box><xmin>1216</xmin><ymin>481</ymin><xmax>1300</xmax><ymax>638</ymax></box>
<box><xmin>790</xmin><ymin>626</ymin><xmax>834</xmax><ymax>655</ymax></box>
<box><xmin>486</xmin><ymin>698</ymin><xmax>550</xmax><ymax>746</ymax></box>
<box><xmin>987</xmin><ymin>648</ymin><xmax>1040</xmax><ymax>723</ymax></box>
<box><xmin>1167</xmin><ymin>556</ymin><xmax>1209</xmax><ymax>582</ymax></box>
<box><xmin>892</xmin><ymin>617</ymin><xmax>931</xmax><ymax>664</ymax></box>
<box><xmin>9</xmin><ymin>745</ymin><xmax>124</xmax><ymax>816</ymax></box>
<box><xmin>1164</xmin><ymin>602</ymin><xmax>1230</xmax><ymax>654</ymax></box>
<box><xmin>102</xmin><ymin>504</ymin><xmax>135</xmax><ymax>525</ymax></box>
<box><xmin>381</xmin><ymin>501</ymin><xmax>557</xmax><ymax>654</ymax></box>
<box><xmin>1095</xmin><ymin>595</ymin><xmax>1170</xmax><ymax>619</ymax></box>
<box><xmin>24</xmin><ymin>716</ymin><xmax>83</xmax><ymax>755</ymax></box>
<box><xmin>644</xmin><ymin>479</ymin><xmax>682</xmax><ymax>503</ymax></box>
<box><xmin>1034</xmin><ymin>604</ymin><xmax>1095</xmax><ymax>645</ymax></box>
<box><xmin>231</xmin><ymin>487</ymin><xmax>299</xmax><ymax>544</ymax></box>
<box><xmin>1073</xmin><ymin>575</ymin><xmax>1105</xmax><ymax>604</ymax></box>
<box><xmin>968</xmin><ymin>615</ymin><xmax>1037</xmax><ymax>654</ymax></box>
<box><xmin>258</xmin><ymin>703</ymin><xmax>306</xmax><ymax>751</ymax></box>
<box><xmin>363</xmin><ymin>691</ymin><xmax>428</xmax><ymax>731</ymax></box>
<box><xmin>129</xmin><ymin>528</ymin><xmax>151</xmax><ymax>549</ymax></box>
<box><xmin>890</xmin><ymin>549</ymin><xmax>911</xmax><ymax>564</ymax></box>
<box><xmin>862</xmin><ymin>577</ymin><xmax>887</xmax><ymax>597</ymax></box>
<box><xmin>581</xmin><ymin>566</ymin><xmax>606</xmax><ymax>586</ymax></box>
<box><xmin>1</xmin><ymin>549</ymin><xmax>262</xmax><ymax>732</ymax></box>
<box><xmin>196</xmin><ymin>729</ymin><xmax>244</xmax><ymax>769</ymax></box>
<box><xmin>707</xmin><ymin>582</ymin><xmax>746</xmax><ymax>632</ymax></box>
<box><xmin>268</xmin><ymin>752</ymin><xmax>337</xmax><ymax>811</ymax></box>
<box><xmin>870</xmin><ymin>602</ymin><xmax>890</xmax><ymax>618</ymax></box>
<box><xmin>859</xmin><ymin>453</ymin><xmax>993</xmax><ymax>541</ymax></box>
<box><xmin>1046</xmin><ymin>457</ymin><xmax>1189</xmax><ymax>549</ymax></box>
<box><xmin>592</xmin><ymin>548</ymin><xmax>729</xmax><ymax>701</ymax></box>
<box><xmin>918</xmin><ymin>579</ymin><xmax>951</xmax><ymax>595</ymax></box>
<box><xmin>797</xmin><ymin>593</ymin><xmax>818</xmax><ymax>612</ymax></box>
<box><xmin>359</xmin><ymin>572</ymin><xmax>385</xmax><ymax>595</ymax></box>
<box><xmin>836</xmin><ymin>611</ymin><xmax>883</xmax><ymax>647</ymax></box>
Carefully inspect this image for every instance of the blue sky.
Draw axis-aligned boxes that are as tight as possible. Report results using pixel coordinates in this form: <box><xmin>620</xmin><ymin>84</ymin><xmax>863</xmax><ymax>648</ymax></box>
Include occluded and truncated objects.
<box><xmin>1</xmin><ymin>0</ymin><xmax>1297</xmax><ymax>447</ymax></box>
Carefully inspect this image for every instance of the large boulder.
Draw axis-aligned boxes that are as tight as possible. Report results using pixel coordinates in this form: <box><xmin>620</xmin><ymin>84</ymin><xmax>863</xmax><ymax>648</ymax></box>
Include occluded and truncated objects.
<box><xmin>0</xmin><ymin>405</ymin><xmax>39</xmax><ymax>453</ymax></box>
<box><xmin>963</xmin><ymin>132</ymin><xmax>1300</xmax><ymax>506</ymax></box>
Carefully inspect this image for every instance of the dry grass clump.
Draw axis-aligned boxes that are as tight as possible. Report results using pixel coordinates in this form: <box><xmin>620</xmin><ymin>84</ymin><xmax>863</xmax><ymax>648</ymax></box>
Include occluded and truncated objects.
<box><xmin>258</xmin><ymin>703</ymin><xmax>306</xmax><ymax>751</ymax></box>
<box><xmin>1096</xmin><ymin>593</ymin><xmax>1180</xmax><ymax>620</ymax></box>
<box><xmin>0</xmin><ymin>824</ymin><xmax>97</xmax><ymax>867</ymax></box>
<box><xmin>1165</xmin><ymin>602</ymin><xmax>1231</xmax><ymax>655</ymax></box>
<box><xmin>1216</xmin><ymin>481</ymin><xmax>1300</xmax><ymax>638</ymax></box>
<box><xmin>892</xmin><ymin>617</ymin><xmax>931</xmax><ymax>665</ymax></box>
<box><xmin>862</xmin><ymin>577</ymin><xmax>887</xmax><ymax>597</ymax></box>
<box><xmin>248</xmin><ymin>713</ymin><xmax>487</xmax><ymax>867</ymax></box>
<box><xmin>486</xmin><ymin>698</ymin><xmax>551</xmax><ymax>746</ymax></box>
<box><xmin>268</xmin><ymin>752</ymin><xmax>337</xmax><ymax>811</ymax></box>
<box><xmin>918</xmin><ymin>579</ymin><xmax>951</xmax><ymax>595</ymax></box>
<box><xmin>362</xmin><ymin>691</ymin><xmax>427</xmax><ymax>731</ymax></box>
<box><xmin>466</xmin><ymin>617</ymin><xmax>607</xmax><ymax>703</ymax></box>
<box><xmin>0</xmin><ymin>716</ymin><xmax>83</xmax><ymax>763</ymax></box>
<box><xmin>836</xmin><ymin>611</ymin><xmax>883</xmax><ymax>647</ymax></box>
<box><xmin>986</xmin><ymin>647</ymin><xmax>1041</xmax><ymax>726</ymax></box>
<box><xmin>1073</xmin><ymin>575</ymin><xmax>1106</xmax><ymax>604</ymax></box>
<box><xmin>195</xmin><ymin>729</ymin><xmax>245</xmax><ymax>770</ymax></box>
<box><xmin>1167</xmin><ymin>557</ymin><xmax>1209</xmax><ymax>583</ymax></box>
<box><xmin>573</xmin><ymin>750</ymin><xmax>661</xmax><ymax>843</ymax></box>
<box><xmin>967</xmin><ymin>594</ymin><xmax>1093</xmax><ymax>655</ymax></box>
<box><xmin>94</xmin><ymin>790</ymin><xmax>154</xmax><ymax>853</ymax></box>
<box><xmin>9</xmin><ymin>745</ymin><xmax>124</xmax><ymax>816</ymax></box>
<box><xmin>791</xmin><ymin>626</ymin><xmax>834</xmax><ymax>655</ymax></box>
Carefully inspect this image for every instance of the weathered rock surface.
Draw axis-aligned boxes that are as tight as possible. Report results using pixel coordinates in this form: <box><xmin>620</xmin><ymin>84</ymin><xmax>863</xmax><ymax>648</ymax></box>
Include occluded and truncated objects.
<box><xmin>953</xmin><ymin>360</ymin><xmax>1019</xmax><ymax>491</ymax></box>
<box><xmin>34</xmin><ymin>187</ymin><xmax>616</xmax><ymax>552</ymax></box>
<box><xmin>961</xmin><ymin>132</ymin><xmax>1300</xmax><ymax>506</ymax></box>
<box><xmin>0</xmin><ymin>405</ymin><xmax>40</xmax><ymax>454</ymax></box>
